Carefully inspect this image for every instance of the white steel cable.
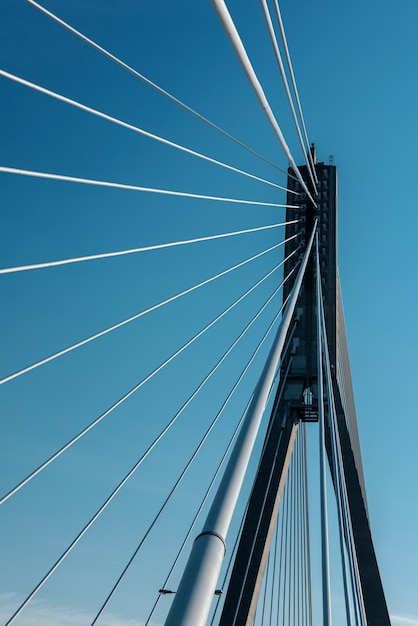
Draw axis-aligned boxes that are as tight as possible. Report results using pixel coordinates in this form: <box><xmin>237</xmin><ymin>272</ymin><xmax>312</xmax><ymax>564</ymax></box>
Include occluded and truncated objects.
<box><xmin>0</xmin><ymin>69</ymin><xmax>297</xmax><ymax>195</ymax></box>
<box><xmin>210</xmin><ymin>0</ymin><xmax>317</xmax><ymax>206</ymax></box>
<box><xmin>0</xmin><ymin>235</ymin><xmax>297</xmax><ymax>388</ymax></box>
<box><xmin>259</xmin><ymin>0</ymin><xmax>317</xmax><ymax>191</ymax></box>
<box><xmin>0</xmin><ymin>220</ymin><xmax>297</xmax><ymax>275</ymax></box>
<box><xmin>148</xmin><ymin>298</ymin><xmax>289</xmax><ymax>626</ymax></box>
<box><xmin>320</xmin><ymin>310</ymin><xmax>354</xmax><ymax>626</ymax></box>
<box><xmin>260</xmin><ymin>549</ymin><xmax>271</xmax><ymax>624</ymax></box>
<box><xmin>315</xmin><ymin>234</ymin><xmax>332</xmax><ymax>626</ymax></box>
<box><xmin>276</xmin><ymin>467</ymin><xmax>288</xmax><ymax>626</ymax></box>
<box><xmin>269</xmin><ymin>503</ymin><xmax>280</xmax><ymax>624</ymax></box>
<box><xmin>0</xmin><ymin>166</ymin><xmax>294</xmax><ymax>208</ymax></box>
<box><xmin>209</xmin><ymin>498</ymin><xmax>250</xmax><ymax>626</ymax></box>
<box><xmin>3</xmin><ymin>260</ymin><xmax>295</xmax><ymax>626</ymax></box>
<box><xmin>164</xmin><ymin>224</ymin><xmax>317</xmax><ymax>626</ymax></box>
<box><xmin>225</xmin><ymin>347</ymin><xmax>294</xmax><ymax>626</ymax></box>
<box><xmin>25</xmin><ymin>0</ymin><xmax>295</xmax><ymax>179</ymax></box>
<box><xmin>149</xmin><ymin>410</ymin><xmax>251</xmax><ymax>626</ymax></box>
<box><xmin>324</xmin><ymin>358</ymin><xmax>365</xmax><ymax>626</ymax></box>
<box><xmin>302</xmin><ymin>421</ymin><xmax>313</xmax><ymax>626</ymax></box>
<box><xmin>319</xmin><ymin>294</ymin><xmax>367</xmax><ymax>626</ymax></box>
<box><xmin>90</xmin><ymin>276</ymin><xmax>294</xmax><ymax>625</ymax></box>
<box><xmin>0</xmin><ymin>249</ymin><xmax>298</xmax><ymax>507</ymax></box>
<box><xmin>271</xmin><ymin>0</ymin><xmax>318</xmax><ymax>184</ymax></box>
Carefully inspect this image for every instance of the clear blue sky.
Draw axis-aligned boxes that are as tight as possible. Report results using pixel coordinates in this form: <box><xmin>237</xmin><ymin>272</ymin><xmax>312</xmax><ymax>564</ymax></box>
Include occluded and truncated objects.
<box><xmin>1</xmin><ymin>1</ymin><xmax>417</xmax><ymax>625</ymax></box>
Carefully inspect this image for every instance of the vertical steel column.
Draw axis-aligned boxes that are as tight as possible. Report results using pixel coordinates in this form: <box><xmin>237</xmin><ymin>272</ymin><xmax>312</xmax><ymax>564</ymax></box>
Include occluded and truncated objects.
<box><xmin>316</xmin><ymin>234</ymin><xmax>332</xmax><ymax>626</ymax></box>
<box><xmin>319</xmin><ymin>261</ymin><xmax>354</xmax><ymax>626</ymax></box>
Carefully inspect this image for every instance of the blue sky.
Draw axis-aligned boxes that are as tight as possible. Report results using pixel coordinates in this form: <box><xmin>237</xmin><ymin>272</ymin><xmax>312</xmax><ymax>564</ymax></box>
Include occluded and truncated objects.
<box><xmin>1</xmin><ymin>0</ymin><xmax>417</xmax><ymax>624</ymax></box>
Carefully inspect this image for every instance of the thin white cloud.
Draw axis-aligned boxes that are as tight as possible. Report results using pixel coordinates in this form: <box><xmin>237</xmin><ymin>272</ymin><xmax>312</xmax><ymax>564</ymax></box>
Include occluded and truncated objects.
<box><xmin>0</xmin><ymin>592</ymin><xmax>160</xmax><ymax>626</ymax></box>
<box><xmin>391</xmin><ymin>614</ymin><xmax>418</xmax><ymax>626</ymax></box>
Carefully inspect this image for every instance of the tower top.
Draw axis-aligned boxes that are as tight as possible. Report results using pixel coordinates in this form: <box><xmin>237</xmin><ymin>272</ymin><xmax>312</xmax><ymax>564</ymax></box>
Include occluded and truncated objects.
<box><xmin>310</xmin><ymin>143</ymin><xmax>317</xmax><ymax>165</ymax></box>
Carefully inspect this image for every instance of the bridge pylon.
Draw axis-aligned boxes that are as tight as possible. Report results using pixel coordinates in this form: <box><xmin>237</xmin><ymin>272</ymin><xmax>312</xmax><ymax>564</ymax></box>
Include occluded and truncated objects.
<box><xmin>218</xmin><ymin>148</ymin><xmax>391</xmax><ymax>626</ymax></box>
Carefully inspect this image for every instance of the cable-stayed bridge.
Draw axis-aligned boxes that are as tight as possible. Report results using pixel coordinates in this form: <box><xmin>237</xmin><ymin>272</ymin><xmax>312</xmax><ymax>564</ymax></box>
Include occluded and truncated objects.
<box><xmin>0</xmin><ymin>1</ymin><xmax>398</xmax><ymax>625</ymax></box>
